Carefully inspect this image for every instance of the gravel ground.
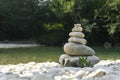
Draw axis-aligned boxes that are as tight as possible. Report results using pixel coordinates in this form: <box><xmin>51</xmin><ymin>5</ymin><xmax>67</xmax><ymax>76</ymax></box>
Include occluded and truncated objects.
<box><xmin>0</xmin><ymin>60</ymin><xmax>120</xmax><ymax>80</ymax></box>
<box><xmin>0</xmin><ymin>44</ymin><xmax>120</xmax><ymax>80</ymax></box>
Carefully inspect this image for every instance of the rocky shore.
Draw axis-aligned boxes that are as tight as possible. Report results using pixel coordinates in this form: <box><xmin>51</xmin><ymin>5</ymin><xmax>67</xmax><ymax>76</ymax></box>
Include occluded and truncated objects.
<box><xmin>0</xmin><ymin>60</ymin><xmax>120</xmax><ymax>80</ymax></box>
<box><xmin>0</xmin><ymin>43</ymin><xmax>40</xmax><ymax>48</ymax></box>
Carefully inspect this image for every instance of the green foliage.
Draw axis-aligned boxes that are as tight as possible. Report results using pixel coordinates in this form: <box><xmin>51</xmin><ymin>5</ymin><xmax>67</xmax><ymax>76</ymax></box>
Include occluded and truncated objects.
<box><xmin>93</xmin><ymin>0</ymin><xmax>120</xmax><ymax>44</ymax></box>
<box><xmin>0</xmin><ymin>0</ymin><xmax>40</xmax><ymax>40</ymax></box>
<box><xmin>93</xmin><ymin>0</ymin><xmax>120</xmax><ymax>35</ymax></box>
<box><xmin>44</xmin><ymin>23</ymin><xmax>64</xmax><ymax>30</ymax></box>
<box><xmin>0</xmin><ymin>0</ymin><xmax>120</xmax><ymax>46</ymax></box>
<box><xmin>79</xmin><ymin>57</ymin><xmax>91</xmax><ymax>68</ymax></box>
<box><xmin>72</xmin><ymin>0</ymin><xmax>120</xmax><ymax>45</ymax></box>
<box><xmin>49</xmin><ymin>0</ymin><xmax>74</xmax><ymax>18</ymax></box>
<box><xmin>61</xmin><ymin>57</ymin><xmax>91</xmax><ymax>67</ymax></box>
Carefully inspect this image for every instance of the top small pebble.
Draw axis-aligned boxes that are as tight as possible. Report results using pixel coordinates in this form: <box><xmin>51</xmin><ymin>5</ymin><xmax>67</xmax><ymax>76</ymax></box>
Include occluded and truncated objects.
<box><xmin>72</xmin><ymin>24</ymin><xmax>83</xmax><ymax>32</ymax></box>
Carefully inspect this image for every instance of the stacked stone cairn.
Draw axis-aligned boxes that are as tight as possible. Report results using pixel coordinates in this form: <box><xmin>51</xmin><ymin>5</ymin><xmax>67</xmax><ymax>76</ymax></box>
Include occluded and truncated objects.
<box><xmin>59</xmin><ymin>24</ymin><xmax>100</xmax><ymax>67</ymax></box>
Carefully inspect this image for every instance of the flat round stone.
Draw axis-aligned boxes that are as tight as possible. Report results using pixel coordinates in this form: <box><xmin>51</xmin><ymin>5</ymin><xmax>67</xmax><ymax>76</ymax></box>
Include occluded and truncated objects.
<box><xmin>74</xmin><ymin>24</ymin><xmax>81</xmax><ymax>27</ymax></box>
<box><xmin>69</xmin><ymin>32</ymin><xmax>85</xmax><ymax>38</ymax></box>
<box><xmin>68</xmin><ymin>37</ymin><xmax>87</xmax><ymax>44</ymax></box>
<box><xmin>72</xmin><ymin>26</ymin><xmax>83</xmax><ymax>32</ymax></box>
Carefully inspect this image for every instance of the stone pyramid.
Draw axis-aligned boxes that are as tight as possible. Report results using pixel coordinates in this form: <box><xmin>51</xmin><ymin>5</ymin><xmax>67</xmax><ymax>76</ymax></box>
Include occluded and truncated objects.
<box><xmin>59</xmin><ymin>24</ymin><xmax>100</xmax><ymax>67</ymax></box>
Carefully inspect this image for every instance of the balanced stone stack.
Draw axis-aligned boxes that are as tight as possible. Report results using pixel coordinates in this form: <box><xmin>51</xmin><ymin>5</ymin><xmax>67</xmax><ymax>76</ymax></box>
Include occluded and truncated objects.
<box><xmin>59</xmin><ymin>24</ymin><xmax>100</xmax><ymax>67</ymax></box>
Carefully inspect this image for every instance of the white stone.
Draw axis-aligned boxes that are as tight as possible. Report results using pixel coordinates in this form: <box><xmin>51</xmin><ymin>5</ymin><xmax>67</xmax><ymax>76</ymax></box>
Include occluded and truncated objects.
<box><xmin>74</xmin><ymin>24</ymin><xmax>81</xmax><ymax>27</ymax></box>
<box><xmin>31</xmin><ymin>72</ymin><xmax>53</xmax><ymax>80</ymax></box>
<box><xmin>68</xmin><ymin>37</ymin><xmax>87</xmax><ymax>44</ymax></box>
<box><xmin>59</xmin><ymin>54</ymin><xmax>100</xmax><ymax>67</ymax></box>
<box><xmin>58</xmin><ymin>54</ymin><xmax>70</xmax><ymax>66</ymax></box>
<box><xmin>4</xmin><ymin>72</ymin><xmax>19</xmax><ymax>78</ymax></box>
<box><xmin>69</xmin><ymin>32</ymin><xmax>85</xmax><ymax>38</ymax></box>
<box><xmin>74</xmin><ymin>70</ymin><xmax>87</xmax><ymax>78</ymax></box>
<box><xmin>18</xmin><ymin>77</ymin><xmax>31</xmax><ymax>80</ymax></box>
<box><xmin>64</xmin><ymin>43</ymin><xmax>95</xmax><ymax>55</ymax></box>
<box><xmin>83</xmin><ymin>69</ymin><xmax>106</xmax><ymax>79</ymax></box>
<box><xmin>72</xmin><ymin>25</ymin><xmax>83</xmax><ymax>32</ymax></box>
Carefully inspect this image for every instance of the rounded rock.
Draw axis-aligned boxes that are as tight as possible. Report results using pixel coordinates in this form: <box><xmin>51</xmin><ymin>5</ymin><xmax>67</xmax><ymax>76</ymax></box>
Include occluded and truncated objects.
<box><xmin>59</xmin><ymin>54</ymin><xmax>100</xmax><ymax>67</ymax></box>
<box><xmin>68</xmin><ymin>37</ymin><xmax>87</xmax><ymax>44</ymax></box>
<box><xmin>59</xmin><ymin>54</ymin><xmax>70</xmax><ymax>65</ymax></box>
<box><xmin>72</xmin><ymin>26</ymin><xmax>83</xmax><ymax>32</ymax></box>
<box><xmin>69</xmin><ymin>32</ymin><xmax>85</xmax><ymax>38</ymax></box>
<box><xmin>87</xmin><ymin>55</ymin><xmax>100</xmax><ymax>65</ymax></box>
<box><xmin>74</xmin><ymin>24</ymin><xmax>81</xmax><ymax>27</ymax></box>
<box><xmin>64</xmin><ymin>43</ymin><xmax>95</xmax><ymax>56</ymax></box>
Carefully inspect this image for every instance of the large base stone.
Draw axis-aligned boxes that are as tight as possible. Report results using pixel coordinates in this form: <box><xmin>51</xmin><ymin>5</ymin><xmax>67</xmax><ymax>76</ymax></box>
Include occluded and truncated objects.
<box><xmin>59</xmin><ymin>54</ymin><xmax>100</xmax><ymax>67</ymax></box>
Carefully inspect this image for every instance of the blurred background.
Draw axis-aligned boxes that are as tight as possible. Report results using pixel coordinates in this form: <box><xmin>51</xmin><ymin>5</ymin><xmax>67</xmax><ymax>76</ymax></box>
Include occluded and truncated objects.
<box><xmin>0</xmin><ymin>0</ymin><xmax>120</xmax><ymax>46</ymax></box>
